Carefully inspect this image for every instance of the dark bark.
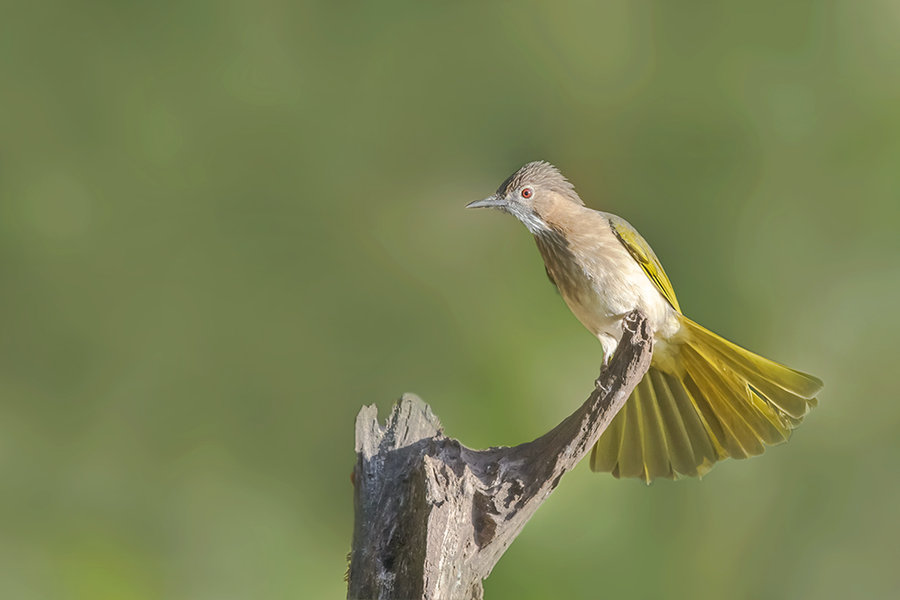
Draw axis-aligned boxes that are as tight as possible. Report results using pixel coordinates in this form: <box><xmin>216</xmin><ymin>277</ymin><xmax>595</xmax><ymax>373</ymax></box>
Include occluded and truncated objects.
<box><xmin>348</xmin><ymin>311</ymin><xmax>653</xmax><ymax>600</ymax></box>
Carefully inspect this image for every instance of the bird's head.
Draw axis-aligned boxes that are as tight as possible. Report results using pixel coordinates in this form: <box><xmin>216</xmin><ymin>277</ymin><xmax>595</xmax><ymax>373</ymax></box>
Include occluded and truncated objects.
<box><xmin>466</xmin><ymin>161</ymin><xmax>584</xmax><ymax>234</ymax></box>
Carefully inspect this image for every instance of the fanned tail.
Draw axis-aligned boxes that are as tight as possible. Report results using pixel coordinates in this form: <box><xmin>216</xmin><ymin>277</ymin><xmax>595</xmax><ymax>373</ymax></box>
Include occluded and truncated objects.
<box><xmin>590</xmin><ymin>315</ymin><xmax>823</xmax><ymax>482</ymax></box>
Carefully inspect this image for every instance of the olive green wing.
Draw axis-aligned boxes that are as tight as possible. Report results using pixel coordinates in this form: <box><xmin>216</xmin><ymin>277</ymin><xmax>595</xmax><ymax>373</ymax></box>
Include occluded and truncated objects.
<box><xmin>607</xmin><ymin>215</ymin><xmax>681</xmax><ymax>313</ymax></box>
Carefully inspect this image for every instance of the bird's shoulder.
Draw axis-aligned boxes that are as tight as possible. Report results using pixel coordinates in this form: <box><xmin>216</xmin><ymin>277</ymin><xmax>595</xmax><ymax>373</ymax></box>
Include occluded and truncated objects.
<box><xmin>598</xmin><ymin>211</ymin><xmax>682</xmax><ymax>313</ymax></box>
<box><xmin>589</xmin><ymin>209</ymin><xmax>681</xmax><ymax>312</ymax></box>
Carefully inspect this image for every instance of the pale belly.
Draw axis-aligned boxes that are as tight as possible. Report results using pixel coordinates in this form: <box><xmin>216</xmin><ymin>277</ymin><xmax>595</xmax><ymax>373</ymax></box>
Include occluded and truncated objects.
<box><xmin>539</xmin><ymin>232</ymin><xmax>682</xmax><ymax>361</ymax></box>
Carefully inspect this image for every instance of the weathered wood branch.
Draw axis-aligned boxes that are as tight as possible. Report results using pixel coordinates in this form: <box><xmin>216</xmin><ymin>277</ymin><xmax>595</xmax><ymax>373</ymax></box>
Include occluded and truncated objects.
<box><xmin>347</xmin><ymin>310</ymin><xmax>653</xmax><ymax>600</ymax></box>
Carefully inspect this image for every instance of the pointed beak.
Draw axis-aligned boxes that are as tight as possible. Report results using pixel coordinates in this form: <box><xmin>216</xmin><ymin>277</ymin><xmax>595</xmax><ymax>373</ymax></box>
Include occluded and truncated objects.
<box><xmin>466</xmin><ymin>194</ymin><xmax>506</xmax><ymax>209</ymax></box>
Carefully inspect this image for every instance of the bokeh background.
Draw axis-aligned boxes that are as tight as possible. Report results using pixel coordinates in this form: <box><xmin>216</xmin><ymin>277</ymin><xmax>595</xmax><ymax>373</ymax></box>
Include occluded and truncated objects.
<box><xmin>2</xmin><ymin>1</ymin><xmax>899</xmax><ymax>598</ymax></box>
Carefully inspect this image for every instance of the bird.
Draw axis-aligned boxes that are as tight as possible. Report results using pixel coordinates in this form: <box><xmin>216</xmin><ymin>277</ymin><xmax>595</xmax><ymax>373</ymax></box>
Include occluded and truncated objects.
<box><xmin>467</xmin><ymin>161</ymin><xmax>823</xmax><ymax>482</ymax></box>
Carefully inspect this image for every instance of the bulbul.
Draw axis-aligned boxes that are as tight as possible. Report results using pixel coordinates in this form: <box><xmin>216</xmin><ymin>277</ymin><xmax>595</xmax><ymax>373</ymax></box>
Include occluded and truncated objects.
<box><xmin>468</xmin><ymin>161</ymin><xmax>823</xmax><ymax>482</ymax></box>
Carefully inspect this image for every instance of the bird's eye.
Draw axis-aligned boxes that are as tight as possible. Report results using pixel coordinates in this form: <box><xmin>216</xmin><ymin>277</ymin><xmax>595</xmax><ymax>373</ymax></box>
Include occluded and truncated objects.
<box><xmin>521</xmin><ymin>187</ymin><xmax>533</xmax><ymax>199</ymax></box>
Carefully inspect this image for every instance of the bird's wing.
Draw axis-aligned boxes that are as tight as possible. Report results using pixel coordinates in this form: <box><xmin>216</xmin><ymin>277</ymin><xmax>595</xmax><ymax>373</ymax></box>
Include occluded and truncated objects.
<box><xmin>607</xmin><ymin>215</ymin><xmax>681</xmax><ymax>312</ymax></box>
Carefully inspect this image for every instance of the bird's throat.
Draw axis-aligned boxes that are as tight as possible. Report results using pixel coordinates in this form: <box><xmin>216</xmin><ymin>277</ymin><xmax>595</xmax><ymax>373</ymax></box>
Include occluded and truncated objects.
<box><xmin>534</xmin><ymin>229</ymin><xmax>592</xmax><ymax>309</ymax></box>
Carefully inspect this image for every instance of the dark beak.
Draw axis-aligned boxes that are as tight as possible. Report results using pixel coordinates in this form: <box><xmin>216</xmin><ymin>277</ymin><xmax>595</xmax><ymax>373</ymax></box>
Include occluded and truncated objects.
<box><xmin>466</xmin><ymin>194</ymin><xmax>506</xmax><ymax>209</ymax></box>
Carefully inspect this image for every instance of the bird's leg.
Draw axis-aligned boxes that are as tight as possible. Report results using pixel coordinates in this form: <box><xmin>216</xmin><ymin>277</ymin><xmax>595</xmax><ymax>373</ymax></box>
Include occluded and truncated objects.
<box><xmin>601</xmin><ymin>349</ymin><xmax>612</xmax><ymax>369</ymax></box>
<box><xmin>598</xmin><ymin>312</ymin><xmax>645</xmax><ymax>371</ymax></box>
<box><xmin>597</xmin><ymin>333</ymin><xmax>619</xmax><ymax>371</ymax></box>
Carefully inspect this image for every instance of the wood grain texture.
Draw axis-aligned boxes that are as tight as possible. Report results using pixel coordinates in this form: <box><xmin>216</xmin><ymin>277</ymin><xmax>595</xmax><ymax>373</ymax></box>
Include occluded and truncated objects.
<box><xmin>347</xmin><ymin>310</ymin><xmax>653</xmax><ymax>600</ymax></box>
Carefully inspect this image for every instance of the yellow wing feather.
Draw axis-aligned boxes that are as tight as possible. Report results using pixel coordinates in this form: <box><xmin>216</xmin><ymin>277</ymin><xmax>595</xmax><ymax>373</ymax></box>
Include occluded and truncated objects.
<box><xmin>607</xmin><ymin>215</ymin><xmax>681</xmax><ymax>312</ymax></box>
<box><xmin>591</xmin><ymin>216</ymin><xmax>823</xmax><ymax>482</ymax></box>
<box><xmin>591</xmin><ymin>313</ymin><xmax>822</xmax><ymax>482</ymax></box>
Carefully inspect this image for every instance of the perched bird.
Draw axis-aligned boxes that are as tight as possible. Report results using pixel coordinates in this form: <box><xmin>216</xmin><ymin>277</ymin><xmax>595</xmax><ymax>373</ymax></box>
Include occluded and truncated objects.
<box><xmin>467</xmin><ymin>161</ymin><xmax>823</xmax><ymax>482</ymax></box>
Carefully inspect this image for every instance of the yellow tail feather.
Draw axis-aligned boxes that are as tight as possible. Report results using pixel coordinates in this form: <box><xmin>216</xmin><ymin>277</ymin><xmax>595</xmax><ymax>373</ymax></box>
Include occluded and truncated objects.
<box><xmin>590</xmin><ymin>315</ymin><xmax>823</xmax><ymax>482</ymax></box>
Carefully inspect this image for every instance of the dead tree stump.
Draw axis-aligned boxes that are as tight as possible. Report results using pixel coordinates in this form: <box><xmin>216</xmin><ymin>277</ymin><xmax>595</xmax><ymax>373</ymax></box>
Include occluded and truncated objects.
<box><xmin>348</xmin><ymin>311</ymin><xmax>653</xmax><ymax>600</ymax></box>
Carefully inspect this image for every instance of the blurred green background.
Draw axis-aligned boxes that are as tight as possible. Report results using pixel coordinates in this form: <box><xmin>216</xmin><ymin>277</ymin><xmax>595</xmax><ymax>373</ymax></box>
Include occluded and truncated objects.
<box><xmin>2</xmin><ymin>0</ymin><xmax>899</xmax><ymax>598</ymax></box>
